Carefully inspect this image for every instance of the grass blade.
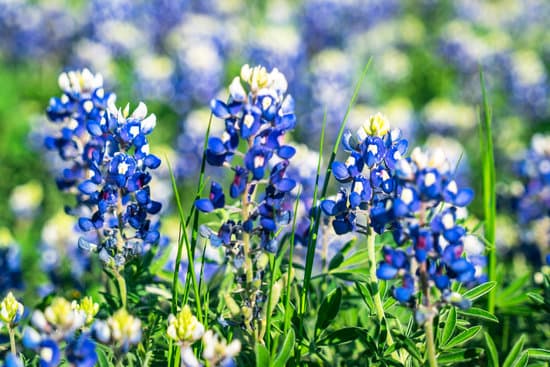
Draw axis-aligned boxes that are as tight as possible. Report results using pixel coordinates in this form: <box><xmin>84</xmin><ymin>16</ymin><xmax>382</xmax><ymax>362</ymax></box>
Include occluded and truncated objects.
<box><xmin>478</xmin><ymin>67</ymin><xmax>497</xmax><ymax>313</ymax></box>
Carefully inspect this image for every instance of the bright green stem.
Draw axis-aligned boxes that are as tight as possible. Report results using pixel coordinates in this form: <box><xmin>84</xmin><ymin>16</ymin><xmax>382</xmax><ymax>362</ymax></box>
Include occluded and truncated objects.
<box><xmin>425</xmin><ymin>319</ymin><xmax>438</xmax><ymax>367</ymax></box>
<box><xmin>115</xmin><ymin>268</ymin><xmax>127</xmax><ymax>309</ymax></box>
<box><xmin>8</xmin><ymin>325</ymin><xmax>16</xmax><ymax>355</ymax></box>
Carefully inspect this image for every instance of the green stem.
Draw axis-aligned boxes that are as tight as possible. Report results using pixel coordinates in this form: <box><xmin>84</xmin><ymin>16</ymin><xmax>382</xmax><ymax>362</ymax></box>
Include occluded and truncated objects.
<box><xmin>114</xmin><ymin>268</ymin><xmax>127</xmax><ymax>309</ymax></box>
<box><xmin>425</xmin><ymin>319</ymin><xmax>438</xmax><ymax>367</ymax></box>
<box><xmin>8</xmin><ymin>325</ymin><xmax>16</xmax><ymax>355</ymax></box>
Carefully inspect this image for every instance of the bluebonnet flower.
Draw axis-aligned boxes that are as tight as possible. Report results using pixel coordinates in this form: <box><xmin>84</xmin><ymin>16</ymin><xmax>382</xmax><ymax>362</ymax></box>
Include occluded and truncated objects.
<box><xmin>0</xmin><ymin>229</ymin><xmax>23</xmax><ymax>295</ymax></box>
<box><xmin>92</xmin><ymin>308</ymin><xmax>142</xmax><ymax>353</ymax></box>
<box><xmin>0</xmin><ymin>292</ymin><xmax>24</xmax><ymax>327</ymax></box>
<box><xmin>197</xmin><ymin>65</ymin><xmax>297</xmax><ymax>333</ymax></box>
<box><xmin>321</xmin><ymin>112</ymin><xmax>408</xmax><ymax>235</ymax></box>
<box><xmin>377</xmin><ymin>147</ymin><xmax>482</xmax><ymax>313</ymax></box>
<box><xmin>202</xmin><ymin>330</ymin><xmax>241</xmax><ymax>367</ymax></box>
<box><xmin>21</xmin><ymin>296</ymin><xmax>99</xmax><ymax>367</ymax></box>
<box><xmin>45</xmin><ymin>69</ymin><xmax>163</xmax><ymax>268</ymax></box>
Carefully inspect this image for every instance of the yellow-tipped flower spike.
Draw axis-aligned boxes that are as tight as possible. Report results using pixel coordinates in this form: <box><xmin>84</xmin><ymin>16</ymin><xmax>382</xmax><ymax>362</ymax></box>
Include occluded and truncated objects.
<box><xmin>72</xmin><ymin>297</ymin><xmax>99</xmax><ymax>325</ymax></box>
<box><xmin>45</xmin><ymin>297</ymin><xmax>85</xmax><ymax>331</ymax></box>
<box><xmin>240</xmin><ymin>64</ymin><xmax>270</xmax><ymax>91</ymax></box>
<box><xmin>167</xmin><ymin>305</ymin><xmax>205</xmax><ymax>344</ymax></box>
<box><xmin>108</xmin><ymin>309</ymin><xmax>142</xmax><ymax>346</ymax></box>
<box><xmin>0</xmin><ymin>292</ymin><xmax>24</xmax><ymax>326</ymax></box>
<box><xmin>363</xmin><ymin>112</ymin><xmax>391</xmax><ymax>137</ymax></box>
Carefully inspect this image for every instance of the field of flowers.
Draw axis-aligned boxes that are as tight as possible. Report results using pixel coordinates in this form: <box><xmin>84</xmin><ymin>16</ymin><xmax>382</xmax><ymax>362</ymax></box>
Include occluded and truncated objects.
<box><xmin>0</xmin><ymin>0</ymin><xmax>549</xmax><ymax>366</ymax></box>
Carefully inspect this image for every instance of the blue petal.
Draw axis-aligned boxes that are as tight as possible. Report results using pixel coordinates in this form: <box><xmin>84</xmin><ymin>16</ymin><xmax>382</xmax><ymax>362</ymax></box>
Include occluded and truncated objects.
<box><xmin>320</xmin><ymin>200</ymin><xmax>336</xmax><ymax>216</ymax></box>
<box><xmin>261</xmin><ymin>218</ymin><xmax>277</xmax><ymax>231</ymax></box>
<box><xmin>278</xmin><ymin>145</ymin><xmax>296</xmax><ymax>159</ymax></box>
<box><xmin>78</xmin><ymin>180</ymin><xmax>97</xmax><ymax>195</ymax></box>
<box><xmin>87</xmin><ymin>120</ymin><xmax>103</xmax><ymax>136</ymax></box>
<box><xmin>275</xmin><ymin>178</ymin><xmax>296</xmax><ymax>192</ymax></box>
<box><xmin>210</xmin><ymin>99</ymin><xmax>231</xmax><ymax>118</ymax></box>
<box><xmin>78</xmin><ymin>218</ymin><xmax>94</xmax><ymax>232</ymax></box>
<box><xmin>393</xmin><ymin>286</ymin><xmax>414</xmax><ymax>303</ymax></box>
<box><xmin>332</xmin><ymin>218</ymin><xmax>352</xmax><ymax>234</ymax></box>
<box><xmin>144</xmin><ymin>154</ymin><xmax>161</xmax><ymax>169</ymax></box>
<box><xmin>332</xmin><ymin>161</ymin><xmax>351</xmax><ymax>182</ymax></box>
<box><xmin>454</xmin><ymin>188</ymin><xmax>474</xmax><ymax>206</ymax></box>
<box><xmin>376</xmin><ymin>263</ymin><xmax>398</xmax><ymax>280</ymax></box>
<box><xmin>207</xmin><ymin>137</ymin><xmax>226</xmax><ymax>155</ymax></box>
<box><xmin>195</xmin><ymin>199</ymin><xmax>214</xmax><ymax>213</ymax></box>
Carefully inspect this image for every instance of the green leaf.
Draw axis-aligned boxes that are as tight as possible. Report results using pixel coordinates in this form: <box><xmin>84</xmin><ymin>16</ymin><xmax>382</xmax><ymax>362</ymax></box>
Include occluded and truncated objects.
<box><xmin>458</xmin><ymin>307</ymin><xmax>499</xmax><ymax>323</ymax></box>
<box><xmin>484</xmin><ymin>331</ymin><xmax>499</xmax><ymax>367</ymax></box>
<box><xmin>503</xmin><ymin>335</ymin><xmax>526</xmax><ymax>367</ymax></box>
<box><xmin>527</xmin><ymin>348</ymin><xmax>550</xmax><ymax>361</ymax></box>
<box><xmin>256</xmin><ymin>343</ymin><xmax>270</xmax><ymax>367</ymax></box>
<box><xmin>462</xmin><ymin>281</ymin><xmax>496</xmax><ymax>302</ymax></box>
<box><xmin>273</xmin><ymin>329</ymin><xmax>295</xmax><ymax>367</ymax></box>
<box><xmin>317</xmin><ymin>327</ymin><xmax>368</xmax><ymax>346</ymax></box>
<box><xmin>337</xmin><ymin>248</ymin><xmax>370</xmax><ymax>269</ymax></box>
<box><xmin>438</xmin><ymin>348</ymin><xmax>483</xmax><ymax>365</ymax></box>
<box><xmin>478</xmin><ymin>67</ymin><xmax>497</xmax><ymax>314</ymax></box>
<box><xmin>329</xmin><ymin>267</ymin><xmax>371</xmax><ymax>282</ymax></box>
<box><xmin>399</xmin><ymin>337</ymin><xmax>422</xmax><ymax>362</ymax></box>
<box><xmin>96</xmin><ymin>344</ymin><xmax>111</xmax><ymax>367</ymax></box>
<box><xmin>499</xmin><ymin>274</ymin><xmax>530</xmax><ymax>299</ymax></box>
<box><xmin>315</xmin><ymin>287</ymin><xmax>342</xmax><ymax>333</ymax></box>
<box><xmin>510</xmin><ymin>351</ymin><xmax>528</xmax><ymax>367</ymax></box>
<box><xmin>527</xmin><ymin>292</ymin><xmax>544</xmax><ymax>305</ymax></box>
<box><xmin>328</xmin><ymin>252</ymin><xmax>344</xmax><ymax>270</ymax></box>
<box><xmin>442</xmin><ymin>326</ymin><xmax>482</xmax><ymax>349</ymax></box>
<box><xmin>440</xmin><ymin>307</ymin><xmax>457</xmax><ymax>346</ymax></box>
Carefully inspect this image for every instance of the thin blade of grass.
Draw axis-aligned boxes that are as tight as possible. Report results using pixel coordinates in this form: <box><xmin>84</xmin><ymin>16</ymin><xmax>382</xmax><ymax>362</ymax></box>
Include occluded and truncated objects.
<box><xmin>166</xmin><ymin>159</ymin><xmax>203</xmax><ymax>324</ymax></box>
<box><xmin>296</xmin><ymin>58</ymin><xmax>372</xmax><ymax>362</ymax></box>
<box><xmin>284</xmin><ymin>190</ymin><xmax>302</xmax><ymax>336</ymax></box>
<box><xmin>478</xmin><ymin>67</ymin><xmax>496</xmax><ymax>313</ymax></box>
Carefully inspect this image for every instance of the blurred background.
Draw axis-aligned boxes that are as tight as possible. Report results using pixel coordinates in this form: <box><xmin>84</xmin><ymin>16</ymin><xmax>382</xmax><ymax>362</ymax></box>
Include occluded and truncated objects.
<box><xmin>0</xmin><ymin>0</ymin><xmax>549</xmax><ymax>304</ymax></box>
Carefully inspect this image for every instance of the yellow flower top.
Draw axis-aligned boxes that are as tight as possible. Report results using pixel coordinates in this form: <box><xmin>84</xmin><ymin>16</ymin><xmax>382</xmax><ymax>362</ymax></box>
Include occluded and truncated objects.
<box><xmin>108</xmin><ymin>309</ymin><xmax>142</xmax><ymax>344</ymax></box>
<box><xmin>241</xmin><ymin>64</ymin><xmax>270</xmax><ymax>91</ymax></box>
<box><xmin>72</xmin><ymin>296</ymin><xmax>99</xmax><ymax>325</ymax></box>
<box><xmin>363</xmin><ymin>112</ymin><xmax>391</xmax><ymax>137</ymax></box>
<box><xmin>45</xmin><ymin>297</ymin><xmax>82</xmax><ymax>330</ymax></box>
<box><xmin>0</xmin><ymin>292</ymin><xmax>24</xmax><ymax>325</ymax></box>
<box><xmin>167</xmin><ymin>305</ymin><xmax>205</xmax><ymax>344</ymax></box>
